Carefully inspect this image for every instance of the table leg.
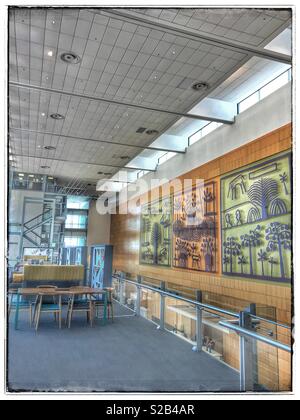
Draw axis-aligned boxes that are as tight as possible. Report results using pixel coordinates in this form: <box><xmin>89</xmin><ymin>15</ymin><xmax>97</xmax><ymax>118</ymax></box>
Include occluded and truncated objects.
<box><xmin>103</xmin><ymin>293</ymin><xmax>107</xmax><ymax>326</ymax></box>
<box><xmin>14</xmin><ymin>292</ymin><xmax>21</xmax><ymax>330</ymax></box>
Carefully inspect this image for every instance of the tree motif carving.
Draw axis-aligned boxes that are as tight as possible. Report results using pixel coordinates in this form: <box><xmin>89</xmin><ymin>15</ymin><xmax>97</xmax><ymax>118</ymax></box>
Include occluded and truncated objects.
<box><xmin>266</xmin><ymin>222</ymin><xmax>291</xmax><ymax>279</ymax></box>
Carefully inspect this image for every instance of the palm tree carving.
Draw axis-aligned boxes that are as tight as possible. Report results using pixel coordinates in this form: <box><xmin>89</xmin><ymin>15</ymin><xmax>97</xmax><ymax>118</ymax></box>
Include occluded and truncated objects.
<box><xmin>223</xmin><ymin>256</ymin><xmax>230</xmax><ymax>272</ymax></box>
<box><xmin>257</xmin><ymin>249</ymin><xmax>268</xmax><ymax>276</ymax></box>
<box><xmin>241</xmin><ymin>225</ymin><xmax>261</xmax><ymax>275</ymax></box>
<box><xmin>141</xmin><ymin>218</ymin><xmax>151</xmax><ymax>247</ymax></box>
<box><xmin>247</xmin><ymin>178</ymin><xmax>279</xmax><ymax>220</ymax></box>
<box><xmin>223</xmin><ymin>237</ymin><xmax>241</xmax><ymax>273</ymax></box>
<box><xmin>266</xmin><ymin>222</ymin><xmax>291</xmax><ymax>279</ymax></box>
<box><xmin>203</xmin><ymin>187</ymin><xmax>214</xmax><ymax>216</ymax></box>
<box><xmin>200</xmin><ymin>237</ymin><xmax>215</xmax><ymax>271</ymax></box>
<box><xmin>268</xmin><ymin>256</ymin><xmax>278</xmax><ymax>278</ymax></box>
<box><xmin>151</xmin><ymin>223</ymin><xmax>161</xmax><ymax>264</ymax></box>
<box><xmin>238</xmin><ymin>255</ymin><xmax>247</xmax><ymax>274</ymax></box>
<box><xmin>279</xmin><ymin>172</ymin><xmax>289</xmax><ymax>195</ymax></box>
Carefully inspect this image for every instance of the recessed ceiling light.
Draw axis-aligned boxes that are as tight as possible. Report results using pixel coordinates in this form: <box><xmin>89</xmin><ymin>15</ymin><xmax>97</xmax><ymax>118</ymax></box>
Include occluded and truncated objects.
<box><xmin>44</xmin><ymin>146</ymin><xmax>56</xmax><ymax>150</ymax></box>
<box><xmin>41</xmin><ymin>112</ymin><xmax>46</xmax><ymax>117</ymax></box>
<box><xmin>50</xmin><ymin>113</ymin><xmax>65</xmax><ymax>120</ymax></box>
<box><xmin>60</xmin><ymin>52</ymin><xmax>81</xmax><ymax>64</ymax></box>
<box><xmin>192</xmin><ymin>81</ymin><xmax>210</xmax><ymax>91</ymax></box>
<box><xmin>18</xmin><ymin>173</ymin><xmax>24</xmax><ymax>176</ymax></box>
<box><xmin>146</xmin><ymin>129</ymin><xmax>159</xmax><ymax>135</ymax></box>
<box><xmin>48</xmin><ymin>176</ymin><xmax>54</xmax><ymax>179</ymax></box>
<box><xmin>28</xmin><ymin>174</ymin><xmax>34</xmax><ymax>177</ymax></box>
<box><xmin>47</xmin><ymin>50</ymin><xmax>53</xmax><ymax>57</ymax></box>
<box><xmin>37</xmin><ymin>145</ymin><xmax>41</xmax><ymax>148</ymax></box>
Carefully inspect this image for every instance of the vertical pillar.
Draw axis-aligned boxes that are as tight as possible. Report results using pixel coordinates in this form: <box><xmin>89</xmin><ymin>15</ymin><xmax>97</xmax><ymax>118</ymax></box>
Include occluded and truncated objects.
<box><xmin>239</xmin><ymin>310</ymin><xmax>255</xmax><ymax>392</ymax></box>
<box><xmin>136</xmin><ymin>275</ymin><xmax>142</xmax><ymax>316</ymax></box>
<box><xmin>119</xmin><ymin>272</ymin><xmax>125</xmax><ymax>305</ymax></box>
<box><xmin>192</xmin><ymin>290</ymin><xmax>203</xmax><ymax>352</ymax></box>
<box><xmin>157</xmin><ymin>281</ymin><xmax>166</xmax><ymax>330</ymax></box>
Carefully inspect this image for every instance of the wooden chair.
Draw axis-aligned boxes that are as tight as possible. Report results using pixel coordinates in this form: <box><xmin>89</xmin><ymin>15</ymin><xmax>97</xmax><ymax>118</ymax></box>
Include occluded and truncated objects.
<box><xmin>91</xmin><ymin>289</ymin><xmax>110</xmax><ymax>323</ymax></box>
<box><xmin>34</xmin><ymin>286</ymin><xmax>62</xmax><ymax>331</ymax></box>
<box><xmin>8</xmin><ymin>289</ymin><xmax>33</xmax><ymax>326</ymax></box>
<box><xmin>66</xmin><ymin>287</ymin><xmax>94</xmax><ymax>328</ymax></box>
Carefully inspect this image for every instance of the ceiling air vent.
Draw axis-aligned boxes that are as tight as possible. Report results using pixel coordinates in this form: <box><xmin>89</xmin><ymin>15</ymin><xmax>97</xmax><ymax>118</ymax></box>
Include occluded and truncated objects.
<box><xmin>136</xmin><ymin>127</ymin><xmax>146</xmax><ymax>133</ymax></box>
<box><xmin>192</xmin><ymin>81</ymin><xmax>210</xmax><ymax>91</ymax></box>
<box><xmin>60</xmin><ymin>52</ymin><xmax>81</xmax><ymax>64</ymax></box>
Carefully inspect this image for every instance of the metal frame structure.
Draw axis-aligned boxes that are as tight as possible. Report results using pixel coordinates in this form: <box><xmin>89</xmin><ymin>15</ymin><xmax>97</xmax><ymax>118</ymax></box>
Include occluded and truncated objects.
<box><xmin>11</xmin><ymin>127</ymin><xmax>188</xmax><ymax>154</ymax></box>
<box><xmin>13</xmin><ymin>153</ymin><xmax>158</xmax><ymax>173</ymax></box>
<box><xmin>113</xmin><ymin>273</ymin><xmax>291</xmax><ymax>392</ymax></box>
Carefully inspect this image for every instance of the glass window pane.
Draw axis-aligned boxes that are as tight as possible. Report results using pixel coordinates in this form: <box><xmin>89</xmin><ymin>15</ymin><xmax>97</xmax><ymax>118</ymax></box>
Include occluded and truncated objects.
<box><xmin>67</xmin><ymin>196</ymin><xmax>90</xmax><ymax>209</ymax></box>
<box><xmin>238</xmin><ymin>91</ymin><xmax>260</xmax><ymax>113</ymax></box>
<box><xmin>189</xmin><ymin>130</ymin><xmax>202</xmax><ymax>146</ymax></box>
<box><xmin>260</xmin><ymin>72</ymin><xmax>289</xmax><ymax>100</ymax></box>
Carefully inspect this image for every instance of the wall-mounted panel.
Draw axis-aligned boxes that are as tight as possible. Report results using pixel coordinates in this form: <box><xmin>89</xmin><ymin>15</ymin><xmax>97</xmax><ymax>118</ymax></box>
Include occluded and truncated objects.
<box><xmin>140</xmin><ymin>197</ymin><xmax>171</xmax><ymax>267</ymax></box>
<box><xmin>173</xmin><ymin>181</ymin><xmax>217</xmax><ymax>272</ymax></box>
<box><xmin>221</xmin><ymin>152</ymin><xmax>292</xmax><ymax>283</ymax></box>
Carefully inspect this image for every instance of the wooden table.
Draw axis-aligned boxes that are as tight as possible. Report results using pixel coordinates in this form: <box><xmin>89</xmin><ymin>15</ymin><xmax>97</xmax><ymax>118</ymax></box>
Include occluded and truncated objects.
<box><xmin>13</xmin><ymin>287</ymin><xmax>108</xmax><ymax>330</ymax></box>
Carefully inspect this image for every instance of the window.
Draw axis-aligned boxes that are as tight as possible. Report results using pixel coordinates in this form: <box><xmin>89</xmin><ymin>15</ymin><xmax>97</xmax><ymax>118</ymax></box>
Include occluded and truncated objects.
<box><xmin>238</xmin><ymin>68</ymin><xmax>291</xmax><ymax>114</ymax></box>
<box><xmin>189</xmin><ymin>130</ymin><xmax>202</xmax><ymax>146</ymax></box>
<box><xmin>67</xmin><ymin>196</ymin><xmax>90</xmax><ymax>209</ymax></box>
<box><xmin>158</xmin><ymin>152</ymin><xmax>177</xmax><ymax>166</ymax></box>
<box><xmin>238</xmin><ymin>91</ymin><xmax>260</xmax><ymax>113</ymax></box>
<box><xmin>260</xmin><ymin>71</ymin><xmax>290</xmax><ymax>100</ymax></box>
<box><xmin>188</xmin><ymin>122</ymin><xmax>222</xmax><ymax>147</ymax></box>
<box><xmin>64</xmin><ymin>237</ymin><xmax>86</xmax><ymax>247</ymax></box>
<box><xmin>65</xmin><ymin>214</ymin><xmax>87</xmax><ymax>229</ymax></box>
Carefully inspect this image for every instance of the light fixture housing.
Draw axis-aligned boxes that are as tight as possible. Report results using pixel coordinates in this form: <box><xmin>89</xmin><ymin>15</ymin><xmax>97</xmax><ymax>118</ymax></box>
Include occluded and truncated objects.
<box><xmin>60</xmin><ymin>52</ymin><xmax>81</xmax><ymax>64</ymax></box>
<box><xmin>50</xmin><ymin>113</ymin><xmax>65</xmax><ymax>120</ymax></box>
<box><xmin>192</xmin><ymin>81</ymin><xmax>210</xmax><ymax>91</ymax></box>
<box><xmin>146</xmin><ymin>129</ymin><xmax>159</xmax><ymax>135</ymax></box>
<box><xmin>44</xmin><ymin>146</ymin><xmax>56</xmax><ymax>150</ymax></box>
<box><xmin>40</xmin><ymin>165</ymin><xmax>50</xmax><ymax>169</ymax></box>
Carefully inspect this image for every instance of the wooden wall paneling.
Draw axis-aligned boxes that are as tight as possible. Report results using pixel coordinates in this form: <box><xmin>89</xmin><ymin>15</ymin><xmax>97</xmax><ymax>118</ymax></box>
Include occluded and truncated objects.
<box><xmin>110</xmin><ymin>124</ymin><xmax>293</xmax><ymax>330</ymax></box>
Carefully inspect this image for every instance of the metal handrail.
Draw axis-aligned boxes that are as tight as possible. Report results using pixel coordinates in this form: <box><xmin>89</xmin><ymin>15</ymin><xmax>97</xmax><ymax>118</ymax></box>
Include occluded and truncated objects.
<box><xmin>250</xmin><ymin>314</ymin><xmax>291</xmax><ymax>330</ymax></box>
<box><xmin>219</xmin><ymin>321</ymin><xmax>292</xmax><ymax>353</ymax></box>
<box><xmin>113</xmin><ymin>275</ymin><xmax>239</xmax><ymax>318</ymax></box>
<box><xmin>113</xmin><ymin>274</ymin><xmax>291</xmax><ymax>350</ymax></box>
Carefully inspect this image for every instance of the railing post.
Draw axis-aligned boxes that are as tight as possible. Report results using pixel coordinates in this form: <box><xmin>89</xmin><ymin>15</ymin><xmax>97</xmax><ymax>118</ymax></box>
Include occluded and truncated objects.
<box><xmin>157</xmin><ymin>281</ymin><xmax>166</xmax><ymax>330</ymax></box>
<box><xmin>136</xmin><ymin>275</ymin><xmax>142</xmax><ymax>316</ymax></box>
<box><xmin>119</xmin><ymin>273</ymin><xmax>125</xmax><ymax>305</ymax></box>
<box><xmin>239</xmin><ymin>310</ymin><xmax>255</xmax><ymax>392</ymax></box>
<box><xmin>192</xmin><ymin>290</ymin><xmax>203</xmax><ymax>352</ymax></box>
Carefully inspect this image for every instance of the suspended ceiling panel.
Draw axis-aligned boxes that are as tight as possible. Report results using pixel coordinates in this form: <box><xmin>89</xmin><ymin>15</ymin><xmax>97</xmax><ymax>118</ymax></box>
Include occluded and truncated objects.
<box><xmin>126</xmin><ymin>8</ymin><xmax>291</xmax><ymax>47</ymax></box>
<box><xmin>8</xmin><ymin>7</ymin><xmax>291</xmax><ymax>191</ymax></box>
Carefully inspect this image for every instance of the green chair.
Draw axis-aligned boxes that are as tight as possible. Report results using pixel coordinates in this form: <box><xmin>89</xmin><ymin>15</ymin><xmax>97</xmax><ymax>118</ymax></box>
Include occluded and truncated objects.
<box><xmin>34</xmin><ymin>287</ymin><xmax>62</xmax><ymax>331</ymax></box>
<box><xmin>66</xmin><ymin>287</ymin><xmax>94</xmax><ymax>328</ymax></box>
<box><xmin>9</xmin><ymin>289</ymin><xmax>33</xmax><ymax>327</ymax></box>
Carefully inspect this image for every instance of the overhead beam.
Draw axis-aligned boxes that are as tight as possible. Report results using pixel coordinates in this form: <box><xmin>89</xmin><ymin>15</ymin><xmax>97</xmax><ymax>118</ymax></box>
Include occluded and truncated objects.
<box><xmin>13</xmin><ymin>154</ymin><xmax>158</xmax><ymax>172</ymax></box>
<box><xmin>9</xmin><ymin>81</ymin><xmax>235</xmax><ymax>124</ymax></box>
<box><xmin>10</xmin><ymin>127</ymin><xmax>187</xmax><ymax>154</ymax></box>
<box><xmin>105</xmin><ymin>9</ymin><xmax>292</xmax><ymax>65</ymax></box>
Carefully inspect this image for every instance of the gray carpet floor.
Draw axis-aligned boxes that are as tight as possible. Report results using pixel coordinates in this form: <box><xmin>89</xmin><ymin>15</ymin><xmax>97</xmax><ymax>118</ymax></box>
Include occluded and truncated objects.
<box><xmin>7</xmin><ymin>303</ymin><xmax>239</xmax><ymax>393</ymax></box>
